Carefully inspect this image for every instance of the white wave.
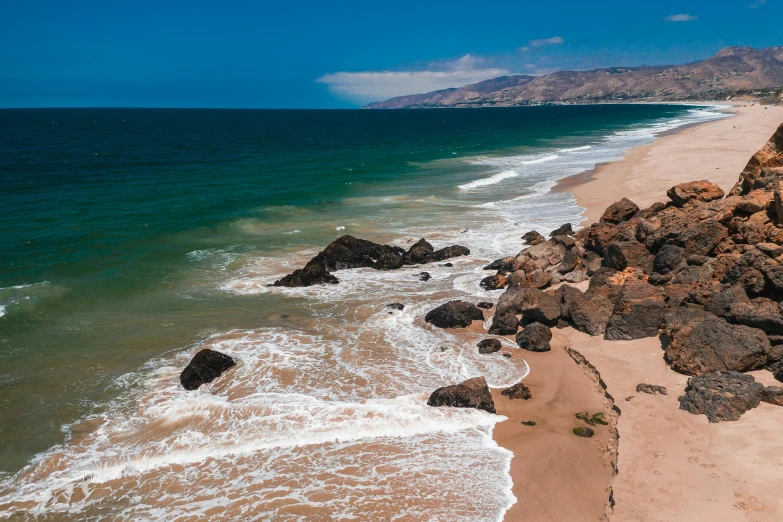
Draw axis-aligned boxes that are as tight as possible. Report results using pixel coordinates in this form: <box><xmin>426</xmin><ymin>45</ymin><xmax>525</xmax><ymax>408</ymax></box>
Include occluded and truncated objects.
<box><xmin>559</xmin><ymin>145</ymin><xmax>592</xmax><ymax>152</ymax></box>
<box><xmin>0</xmin><ymin>305</ymin><xmax>5</xmax><ymax>318</ymax></box>
<box><xmin>336</xmin><ymin>225</ymin><xmax>345</xmax><ymax>231</ymax></box>
<box><xmin>459</xmin><ymin>170</ymin><xmax>518</xmax><ymax>190</ymax></box>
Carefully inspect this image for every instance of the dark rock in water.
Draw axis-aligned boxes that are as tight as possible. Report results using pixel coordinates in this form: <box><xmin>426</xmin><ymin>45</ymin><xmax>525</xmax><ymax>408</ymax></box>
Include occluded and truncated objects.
<box><xmin>480</xmin><ymin>274</ymin><xmax>508</xmax><ymax>290</ymax></box>
<box><xmin>180</xmin><ymin>349</ymin><xmax>236</xmax><ymax>391</ymax></box>
<box><xmin>762</xmin><ymin>386</ymin><xmax>783</xmax><ymax>406</ymax></box>
<box><xmin>311</xmin><ymin>235</ymin><xmax>406</xmax><ymax>272</ymax></box>
<box><xmin>427</xmin><ymin>376</ymin><xmax>496</xmax><ymax>414</ymax></box>
<box><xmin>664</xmin><ymin>308</ymin><xmax>770</xmax><ymax>375</ymax></box>
<box><xmin>386</xmin><ymin>303</ymin><xmax>405</xmax><ymax>311</ymax></box>
<box><xmin>678</xmin><ymin>371</ymin><xmax>763</xmax><ymax>422</ymax></box>
<box><xmin>476</xmin><ymin>301</ymin><xmax>494</xmax><ymax>309</ymax></box>
<box><xmin>418</xmin><ymin>272</ymin><xmax>431</xmax><ymax>282</ymax></box>
<box><xmin>442</xmin><ymin>262</ymin><xmax>454</xmax><ymax>267</ymax></box>
<box><xmin>550</xmin><ymin>223</ymin><xmax>574</xmax><ymax>237</ymax></box>
<box><xmin>477</xmin><ymin>338</ymin><xmax>502</xmax><ymax>354</ymax></box>
<box><xmin>430</xmin><ymin>245</ymin><xmax>470</xmax><ymax>262</ymax></box>
<box><xmin>273</xmin><ymin>263</ymin><xmax>339</xmax><ymax>287</ymax></box>
<box><xmin>515</xmin><ymin>322</ymin><xmax>552</xmax><ymax>352</ymax></box>
<box><xmin>522</xmin><ymin>230</ymin><xmax>545</xmax><ymax>245</ymax></box>
<box><xmin>424</xmin><ymin>300</ymin><xmax>484</xmax><ymax>328</ymax></box>
<box><xmin>501</xmin><ymin>381</ymin><xmax>532</xmax><ymax>400</ymax></box>
<box><xmin>667</xmin><ymin>180</ymin><xmax>725</xmax><ymax>206</ymax></box>
<box><xmin>501</xmin><ymin>352</ymin><xmax>512</xmax><ymax>358</ymax></box>
<box><xmin>636</xmin><ymin>383</ymin><xmax>668</xmax><ymax>395</ymax></box>
<box><xmin>483</xmin><ymin>258</ymin><xmax>504</xmax><ymax>271</ymax></box>
<box><xmin>376</xmin><ymin>251</ymin><xmax>405</xmax><ymax>270</ymax></box>
<box><xmin>573</xmin><ymin>427</ymin><xmax>595</xmax><ymax>437</ymax></box>
<box><xmin>604</xmin><ymin>282</ymin><xmax>665</xmax><ymax>341</ymax></box>
<box><xmin>403</xmin><ymin>238</ymin><xmax>435</xmax><ymax>264</ymax></box>
<box><xmin>488</xmin><ymin>312</ymin><xmax>520</xmax><ymax>335</ymax></box>
<box><xmin>600</xmin><ymin>197</ymin><xmax>640</xmax><ymax>224</ymax></box>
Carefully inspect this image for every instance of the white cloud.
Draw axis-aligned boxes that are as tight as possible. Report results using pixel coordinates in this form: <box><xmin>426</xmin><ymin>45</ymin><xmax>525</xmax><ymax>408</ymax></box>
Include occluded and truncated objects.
<box><xmin>664</xmin><ymin>14</ymin><xmax>698</xmax><ymax>21</ymax></box>
<box><xmin>747</xmin><ymin>0</ymin><xmax>766</xmax><ymax>8</ymax></box>
<box><xmin>520</xmin><ymin>36</ymin><xmax>564</xmax><ymax>52</ymax></box>
<box><xmin>316</xmin><ymin>54</ymin><xmax>510</xmax><ymax>103</ymax></box>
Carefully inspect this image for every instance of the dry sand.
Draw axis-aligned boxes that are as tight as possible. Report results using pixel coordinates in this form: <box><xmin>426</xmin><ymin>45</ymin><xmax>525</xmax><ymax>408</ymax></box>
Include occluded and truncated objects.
<box><xmin>498</xmin><ymin>103</ymin><xmax>783</xmax><ymax>522</ymax></box>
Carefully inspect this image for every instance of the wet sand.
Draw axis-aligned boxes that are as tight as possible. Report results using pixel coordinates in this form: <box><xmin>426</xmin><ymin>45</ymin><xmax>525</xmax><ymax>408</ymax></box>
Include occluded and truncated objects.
<box><xmin>499</xmin><ymin>103</ymin><xmax>783</xmax><ymax>522</ymax></box>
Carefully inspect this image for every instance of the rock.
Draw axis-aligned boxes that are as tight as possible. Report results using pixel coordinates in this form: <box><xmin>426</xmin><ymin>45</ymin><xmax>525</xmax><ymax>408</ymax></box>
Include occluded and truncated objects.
<box><xmin>600</xmin><ymin>197</ymin><xmax>640</xmax><ymax>224</ymax></box>
<box><xmin>476</xmin><ymin>301</ymin><xmax>494</xmax><ymax>309</ymax></box>
<box><xmin>522</xmin><ymin>230</ymin><xmax>545</xmax><ymax>245</ymax></box>
<box><xmin>488</xmin><ymin>312</ymin><xmax>520</xmax><ymax>335</ymax></box>
<box><xmin>736</xmin><ymin>189</ymin><xmax>773</xmax><ymax>213</ymax></box>
<box><xmin>430</xmin><ymin>245</ymin><xmax>471</xmax><ymax>262</ymax></box>
<box><xmin>516</xmin><ymin>269</ymin><xmax>553</xmax><ymax>289</ymax></box>
<box><xmin>653</xmin><ymin>244</ymin><xmax>685</xmax><ymax>275</ymax></box>
<box><xmin>756</xmin><ymin>242</ymin><xmax>783</xmax><ymax>257</ymax></box>
<box><xmin>558</xmin><ymin>248</ymin><xmax>582</xmax><ymax>274</ymax></box>
<box><xmin>663</xmin><ymin>308</ymin><xmax>770</xmax><ymax>375</ymax></box>
<box><xmin>730</xmin><ymin>123</ymin><xmax>783</xmax><ymax>195</ymax></box>
<box><xmin>310</xmin><ymin>235</ymin><xmax>406</xmax><ymax>271</ymax></box>
<box><xmin>483</xmin><ymin>258</ymin><xmax>505</xmax><ymax>271</ymax></box>
<box><xmin>515</xmin><ymin>322</ymin><xmax>552</xmax><ymax>352</ymax></box>
<box><xmin>506</xmin><ymin>270</ymin><xmax>527</xmax><ymax>287</ymax></box>
<box><xmin>585</xmin><ymin>222</ymin><xmax>620</xmax><ymax>256</ymax></box>
<box><xmin>667</xmin><ymin>180</ymin><xmax>725</xmax><ymax>206</ymax></box>
<box><xmin>442</xmin><ymin>262</ymin><xmax>454</xmax><ymax>267</ymax></box>
<box><xmin>762</xmin><ymin>386</ymin><xmax>783</xmax><ymax>406</ymax></box>
<box><xmin>604</xmin><ymin>282</ymin><xmax>665</xmax><ymax>340</ymax></box>
<box><xmin>477</xmin><ymin>338</ymin><xmax>502</xmax><ymax>354</ymax></box>
<box><xmin>424</xmin><ymin>300</ymin><xmax>484</xmax><ymax>328</ymax></box>
<box><xmin>677</xmin><ymin>220</ymin><xmax>727</xmax><ymax>257</ymax></box>
<box><xmin>550</xmin><ymin>223</ymin><xmax>574</xmax><ymax>236</ymax></box>
<box><xmin>496</xmin><ymin>286</ymin><xmax>561</xmax><ymax>327</ymax></box>
<box><xmin>706</xmin><ymin>286</ymin><xmax>783</xmax><ymax>334</ymax></box>
<box><xmin>418</xmin><ymin>272</ymin><xmax>431</xmax><ymax>282</ymax></box>
<box><xmin>636</xmin><ymin>383</ymin><xmax>668</xmax><ymax>395</ymax></box>
<box><xmin>501</xmin><ymin>381</ymin><xmax>532</xmax><ymax>400</ymax></box>
<box><xmin>404</xmin><ymin>238</ymin><xmax>434</xmax><ymax>264</ymax></box>
<box><xmin>678</xmin><ymin>371</ymin><xmax>764</xmax><ymax>422</ymax></box>
<box><xmin>180</xmin><ymin>349</ymin><xmax>236</xmax><ymax>391</ymax></box>
<box><xmin>604</xmin><ymin>240</ymin><xmax>654</xmax><ymax>274</ymax></box>
<box><xmin>386</xmin><ymin>303</ymin><xmax>405</xmax><ymax>311</ymax></box>
<box><xmin>376</xmin><ymin>251</ymin><xmax>405</xmax><ymax>270</ymax></box>
<box><xmin>427</xmin><ymin>376</ymin><xmax>496</xmax><ymax>414</ymax></box>
<box><xmin>558</xmin><ymin>286</ymin><xmax>614</xmax><ymax>336</ymax></box>
<box><xmin>480</xmin><ymin>274</ymin><xmax>508</xmax><ymax>290</ymax></box>
<box><xmin>273</xmin><ymin>263</ymin><xmax>339</xmax><ymax>287</ymax></box>
<box><xmin>573</xmin><ymin>427</ymin><xmax>595</xmax><ymax>437</ymax></box>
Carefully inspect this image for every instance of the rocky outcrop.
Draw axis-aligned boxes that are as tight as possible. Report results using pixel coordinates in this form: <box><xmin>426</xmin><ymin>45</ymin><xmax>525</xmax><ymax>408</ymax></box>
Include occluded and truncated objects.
<box><xmin>635</xmin><ymin>383</ymin><xmax>668</xmax><ymax>395</ymax></box>
<box><xmin>180</xmin><ymin>349</ymin><xmax>236</xmax><ymax>391</ymax></box>
<box><xmin>730</xmin><ymin>122</ymin><xmax>783</xmax><ymax>196</ymax></box>
<box><xmin>424</xmin><ymin>300</ymin><xmax>484</xmax><ymax>328</ymax></box>
<box><xmin>477</xmin><ymin>338</ymin><xmax>502</xmax><ymax>354</ymax></box>
<box><xmin>275</xmin><ymin>235</ymin><xmax>469</xmax><ymax>287</ymax></box>
<box><xmin>501</xmin><ymin>381</ymin><xmax>532</xmax><ymax>400</ymax></box>
<box><xmin>667</xmin><ymin>180</ymin><xmax>725</xmax><ymax>206</ymax></box>
<box><xmin>604</xmin><ymin>282</ymin><xmax>665</xmax><ymax>340</ymax></box>
<box><xmin>515</xmin><ymin>322</ymin><xmax>553</xmax><ymax>352</ymax></box>
<box><xmin>427</xmin><ymin>376</ymin><xmax>496</xmax><ymax>414</ymax></box>
<box><xmin>762</xmin><ymin>386</ymin><xmax>783</xmax><ymax>406</ymax></box>
<box><xmin>678</xmin><ymin>371</ymin><xmax>764</xmax><ymax>422</ymax></box>
<box><xmin>600</xmin><ymin>198</ymin><xmax>639</xmax><ymax>224</ymax></box>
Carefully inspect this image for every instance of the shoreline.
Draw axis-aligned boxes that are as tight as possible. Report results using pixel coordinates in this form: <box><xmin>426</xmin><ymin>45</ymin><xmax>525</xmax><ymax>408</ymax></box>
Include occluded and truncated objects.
<box><xmin>496</xmin><ymin>102</ymin><xmax>783</xmax><ymax>522</ymax></box>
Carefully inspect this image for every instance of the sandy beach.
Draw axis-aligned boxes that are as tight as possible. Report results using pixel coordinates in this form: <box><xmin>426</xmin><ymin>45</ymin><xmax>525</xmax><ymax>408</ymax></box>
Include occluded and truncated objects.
<box><xmin>499</xmin><ymin>103</ymin><xmax>783</xmax><ymax>522</ymax></box>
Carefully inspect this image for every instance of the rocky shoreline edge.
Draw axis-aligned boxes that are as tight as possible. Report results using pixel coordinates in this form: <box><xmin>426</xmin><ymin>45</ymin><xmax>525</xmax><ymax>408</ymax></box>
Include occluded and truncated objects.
<box><xmin>177</xmin><ymin>122</ymin><xmax>783</xmax><ymax>520</ymax></box>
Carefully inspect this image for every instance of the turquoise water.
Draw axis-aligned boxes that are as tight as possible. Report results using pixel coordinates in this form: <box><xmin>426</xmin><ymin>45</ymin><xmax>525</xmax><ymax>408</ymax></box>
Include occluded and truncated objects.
<box><xmin>0</xmin><ymin>105</ymin><xmax>729</xmax><ymax>520</ymax></box>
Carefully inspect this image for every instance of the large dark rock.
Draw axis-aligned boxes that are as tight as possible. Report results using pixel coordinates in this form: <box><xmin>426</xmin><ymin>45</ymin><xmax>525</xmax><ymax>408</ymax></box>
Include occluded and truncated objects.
<box><xmin>430</xmin><ymin>245</ymin><xmax>471</xmax><ymax>262</ymax></box>
<box><xmin>653</xmin><ymin>244</ymin><xmax>686</xmax><ymax>275</ymax></box>
<box><xmin>424</xmin><ymin>300</ymin><xmax>484</xmax><ymax>328</ymax></box>
<box><xmin>501</xmin><ymin>381</ymin><xmax>532</xmax><ymax>400</ymax></box>
<box><xmin>515</xmin><ymin>322</ymin><xmax>552</xmax><ymax>352</ymax></box>
<box><xmin>600</xmin><ymin>198</ymin><xmax>640</xmax><ymax>224</ymax></box>
<box><xmin>427</xmin><ymin>376</ymin><xmax>496</xmax><ymax>414</ymax></box>
<box><xmin>585</xmin><ymin>223</ymin><xmax>620</xmax><ymax>256</ymax></box>
<box><xmin>477</xmin><ymin>338</ymin><xmax>502</xmax><ymax>354</ymax></box>
<box><xmin>667</xmin><ymin>180</ymin><xmax>725</xmax><ymax>206</ymax></box>
<box><xmin>476</xmin><ymin>301</ymin><xmax>494</xmax><ymax>309</ymax></box>
<box><xmin>488</xmin><ymin>312</ymin><xmax>520</xmax><ymax>335</ymax></box>
<box><xmin>678</xmin><ymin>371</ymin><xmax>763</xmax><ymax>422</ymax></box>
<box><xmin>522</xmin><ymin>230</ymin><xmax>545</xmax><ymax>245</ymax></box>
<box><xmin>311</xmin><ymin>235</ymin><xmax>406</xmax><ymax>271</ymax></box>
<box><xmin>604</xmin><ymin>282</ymin><xmax>665</xmax><ymax>340</ymax></box>
<box><xmin>273</xmin><ymin>263</ymin><xmax>339</xmax><ymax>287</ymax></box>
<box><xmin>730</xmin><ymin>123</ymin><xmax>783</xmax><ymax>195</ymax></box>
<box><xmin>705</xmin><ymin>286</ymin><xmax>783</xmax><ymax>334</ymax></box>
<box><xmin>496</xmin><ymin>286</ymin><xmax>561</xmax><ymax>327</ymax></box>
<box><xmin>604</xmin><ymin>241</ymin><xmax>654</xmax><ymax>274</ymax></box>
<box><xmin>558</xmin><ymin>286</ymin><xmax>614</xmax><ymax>336</ymax></box>
<box><xmin>180</xmin><ymin>349</ymin><xmax>236</xmax><ymax>391</ymax></box>
<box><xmin>663</xmin><ymin>308</ymin><xmax>770</xmax><ymax>375</ymax></box>
<box><xmin>550</xmin><ymin>223</ymin><xmax>573</xmax><ymax>236</ymax></box>
<box><xmin>762</xmin><ymin>386</ymin><xmax>783</xmax><ymax>406</ymax></box>
<box><xmin>480</xmin><ymin>274</ymin><xmax>508</xmax><ymax>290</ymax></box>
<box><xmin>404</xmin><ymin>238</ymin><xmax>435</xmax><ymax>264</ymax></box>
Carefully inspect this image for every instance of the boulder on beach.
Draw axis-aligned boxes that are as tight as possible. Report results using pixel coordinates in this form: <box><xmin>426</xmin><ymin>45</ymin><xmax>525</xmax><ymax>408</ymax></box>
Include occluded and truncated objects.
<box><xmin>666</xmin><ymin>180</ymin><xmax>725</xmax><ymax>206</ymax></box>
<box><xmin>522</xmin><ymin>230</ymin><xmax>545</xmax><ymax>245</ymax></box>
<box><xmin>550</xmin><ymin>223</ymin><xmax>573</xmax><ymax>236</ymax></box>
<box><xmin>636</xmin><ymin>383</ymin><xmax>668</xmax><ymax>395</ymax></box>
<box><xmin>180</xmin><ymin>349</ymin><xmax>236</xmax><ymax>391</ymax></box>
<box><xmin>424</xmin><ymin>300</ymin><xmax>484</xmax><ymax>328</ymax></box>
<box><xmin>600</xmin><ymin>197</ymin><xmax>640</xmax><ymax>224</ymax></box>
<box><xmin>761</xmin><ymin>386</ymin><xmax>783</xmax><ymax>406</ymax></box>
<box><xmin>678</xmin><ymin>371</ymin><xmax>764</xmax><ymax>422</ymax></box>
<box><xmin>515</xmin><ymin>322</ymin><xmax>552</xmax><ymax>352</ymax></box>
<box><xmin>501</xmin><ymin>381</ymin><xmax>532</xmax><ymax>400</ymax></box>
<box><xmin>427</xmin><ymin>376</ymin><xmax>496</xmax><ymax>414</ymax></box>
<box><xmin>604</xmin><ymin>282</ymin><xmax>665</xmax><ymax>340</ymax></box>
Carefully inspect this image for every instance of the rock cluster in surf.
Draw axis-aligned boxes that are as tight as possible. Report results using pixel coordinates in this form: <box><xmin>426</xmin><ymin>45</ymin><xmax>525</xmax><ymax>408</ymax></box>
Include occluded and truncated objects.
<box><xmin>476</xmin><ymin>122</ymin><xmax>783</xmax><ymax>422</ymax></box>
<box><xmin>273</xmin><ymin>236</ymin><xmax>470</xmax><ymax>287</ymax></box>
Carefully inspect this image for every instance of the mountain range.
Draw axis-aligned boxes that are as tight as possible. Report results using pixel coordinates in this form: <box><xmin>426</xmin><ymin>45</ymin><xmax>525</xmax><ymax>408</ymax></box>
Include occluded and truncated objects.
<box><xmin>366</xmin><ymin>47</ymin><xmax>783</xmax><ymax>109</ymax></box>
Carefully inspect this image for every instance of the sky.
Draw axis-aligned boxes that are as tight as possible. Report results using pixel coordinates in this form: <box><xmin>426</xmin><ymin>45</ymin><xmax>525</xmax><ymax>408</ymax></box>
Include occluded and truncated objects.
<box><xmin>1</xmin><ymin>0</ymin><xmax>781</xmax><ymax>109</ymax></box>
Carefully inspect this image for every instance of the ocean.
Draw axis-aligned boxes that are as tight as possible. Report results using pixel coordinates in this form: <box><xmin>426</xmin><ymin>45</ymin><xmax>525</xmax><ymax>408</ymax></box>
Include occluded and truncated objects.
<box><xmin>0</xmin><ymin>105</ymin><xmax>730</xmax><ymax>520</ymax></box>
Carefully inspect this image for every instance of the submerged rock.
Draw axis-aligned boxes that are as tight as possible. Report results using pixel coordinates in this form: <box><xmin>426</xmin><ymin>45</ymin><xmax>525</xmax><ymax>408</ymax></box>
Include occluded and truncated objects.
<box><xmin>180</xmin><ymin>349</ymin><xmax>236</xmax><ymax>391</ymax></box>
<box><xmin>386</xmin><ymin>303</ymin><xmax>405</xmax><ymax>311</ymax></box>
<box><xmin>427</xmin><ymin>376</ymin><xmax>496</xmax><ymax>414</ymax></box>
<box><xmin>678</xmin><ymin>371</ymin><xmax>763</xmax><ymax>422</ymax></box>
<box><xmin>477</xmin><ymin>338</ymin><xmax>502</xmax><ymax>354</ymax></box>
<box><xmin>273</xmin><ymin>263</ymin><xmax>339</xmax><ymax>287</ymax></box>
<box><xmin>418</xmin><ymin>272</ymin><xmax>432</xmax><ymax>282</ymax></box>
<box><xmin>424</xmin><ymin>300</ymin><xmax>484</xmax><ymax>328</ymax></box>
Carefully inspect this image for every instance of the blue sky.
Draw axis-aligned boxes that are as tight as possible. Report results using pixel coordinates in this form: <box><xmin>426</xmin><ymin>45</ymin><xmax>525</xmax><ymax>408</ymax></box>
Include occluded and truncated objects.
<box><xmin>1</xmin><ymin>0</ymin><xmax>781</xmax><ymax>108</ymax></box>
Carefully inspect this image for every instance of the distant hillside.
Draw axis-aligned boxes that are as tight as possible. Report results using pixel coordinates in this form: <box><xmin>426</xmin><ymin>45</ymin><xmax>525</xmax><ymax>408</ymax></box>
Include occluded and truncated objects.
<box><xmin>366</xmin><ymin>47</ymin><xmax>783</xmax><ymax>109</ymax></box>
